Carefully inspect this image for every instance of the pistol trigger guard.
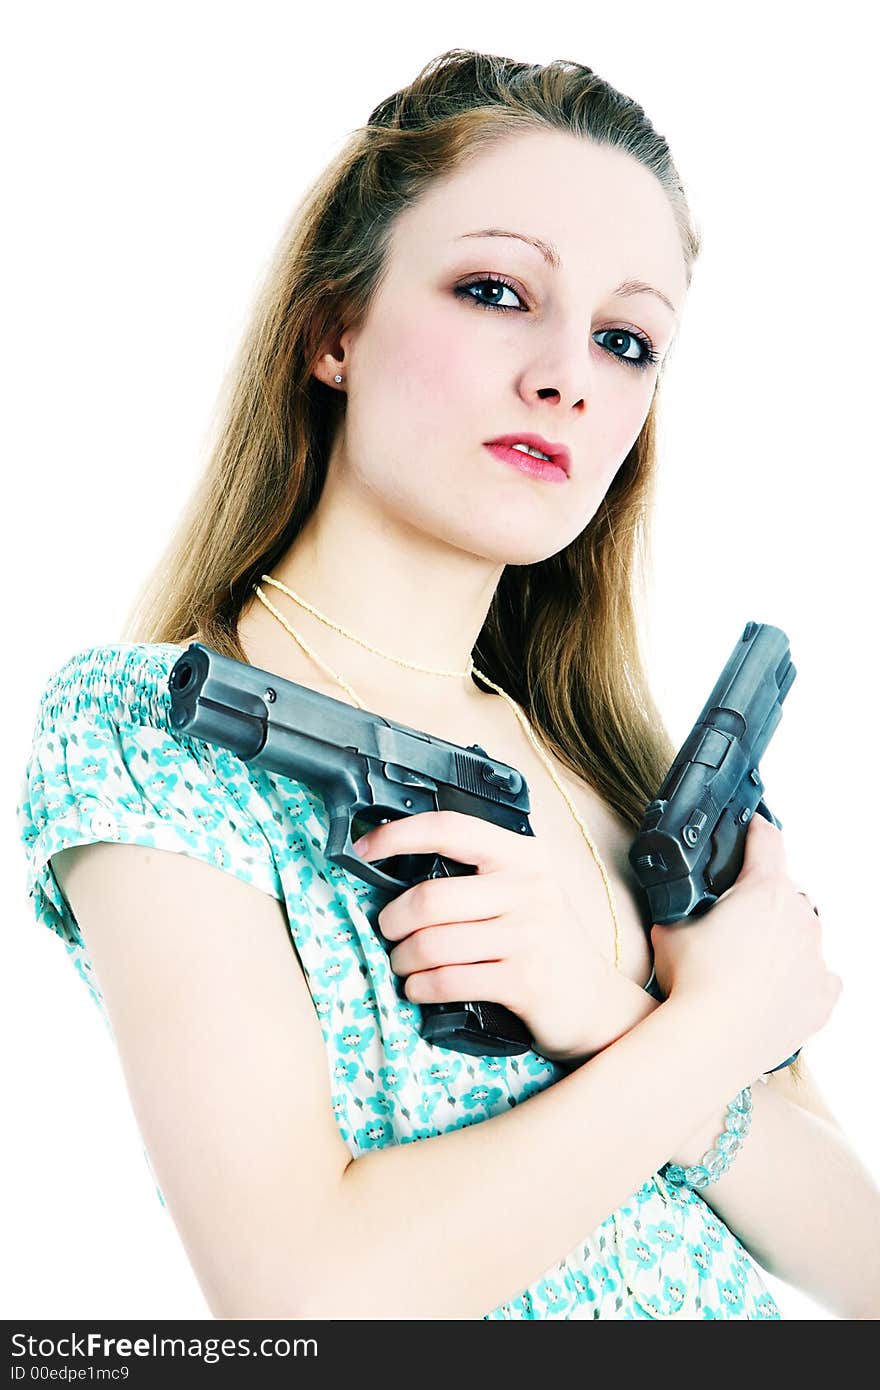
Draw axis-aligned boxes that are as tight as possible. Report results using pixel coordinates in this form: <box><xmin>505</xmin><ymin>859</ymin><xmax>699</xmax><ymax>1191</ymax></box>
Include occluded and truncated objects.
<box><xmin>324</xmin><ymin>806</ymin><xmax>409</xmax><ymax>895</ymax></box>
<box><xmin>325</xmin><ymin>804</ymin><xmax>356</xmax><ymax>861</ymax></box>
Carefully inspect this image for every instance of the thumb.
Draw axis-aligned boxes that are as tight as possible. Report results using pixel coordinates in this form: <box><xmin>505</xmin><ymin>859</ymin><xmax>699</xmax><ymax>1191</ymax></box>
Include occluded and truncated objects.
<box><xmin>740</xmin><ymin>809</ymin><xmax>787</xmax><ymax>879</ymax></box>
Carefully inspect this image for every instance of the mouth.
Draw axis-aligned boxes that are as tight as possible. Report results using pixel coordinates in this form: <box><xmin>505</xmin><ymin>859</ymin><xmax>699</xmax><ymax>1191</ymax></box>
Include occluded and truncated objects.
<box><xmin>483</xmin><ymin>433</ymin><xmax>572</xmax><ymax>477</ymax></box>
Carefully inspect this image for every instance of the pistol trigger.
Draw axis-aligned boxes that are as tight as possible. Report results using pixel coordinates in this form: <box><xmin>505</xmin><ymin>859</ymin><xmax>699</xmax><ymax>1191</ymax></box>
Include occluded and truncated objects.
<box><xmin>428</xmin><ymin>853</ymin><xmax>453</xmax><ymax>880</ymax></box>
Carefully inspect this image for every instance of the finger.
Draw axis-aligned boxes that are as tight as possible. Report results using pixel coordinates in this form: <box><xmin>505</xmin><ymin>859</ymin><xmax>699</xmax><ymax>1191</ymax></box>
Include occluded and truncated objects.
<box><xmin>353</xmin><ymin>808</ymin><xmax>524</xmax><ymax>874</ymax></box>
<box><xmin>404</xmin><ymin>959</ymin><xmax>518</xmax><ymax>1009</ymax></box>
<box><xmin>389</xmin><ymin>919</ymin><xmax>513</xmax><ymax>978</ymax></box>
<box><xmin>651</xmin><ymin>919</ymin><xmax>691</xmax><ymax>937</ymax></box>
<box><xmin>377</xmin><ymin>871</ymin><xmax>514</xmax><ymax>942</ymax></box>
<box><xmin>740</xmin><ymin>810</ymin><xmax>787</xmax><ymax>877</ymax></box>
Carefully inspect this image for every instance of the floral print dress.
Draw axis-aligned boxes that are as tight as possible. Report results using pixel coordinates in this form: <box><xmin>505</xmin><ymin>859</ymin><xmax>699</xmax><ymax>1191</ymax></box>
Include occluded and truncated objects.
<box><xmin>15</xmin><ymin>643</ymin><xmax>781</xmax><ymax>1319</ymax></box>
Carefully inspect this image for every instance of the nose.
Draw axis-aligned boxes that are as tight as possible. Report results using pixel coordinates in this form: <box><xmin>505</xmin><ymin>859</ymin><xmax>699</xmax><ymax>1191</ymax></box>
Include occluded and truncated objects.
<box><xmin>524</xmin><ymin>329</ymin><xmax>595</xmax><ymax>411</ymax></box>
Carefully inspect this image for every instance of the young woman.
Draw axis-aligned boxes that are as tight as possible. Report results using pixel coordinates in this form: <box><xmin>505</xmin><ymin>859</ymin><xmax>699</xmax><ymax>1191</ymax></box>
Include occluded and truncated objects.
<box><xmin>17</xmin><ymin>48</ymin><xmax>879</xmax><ymax>1320</ymax></box>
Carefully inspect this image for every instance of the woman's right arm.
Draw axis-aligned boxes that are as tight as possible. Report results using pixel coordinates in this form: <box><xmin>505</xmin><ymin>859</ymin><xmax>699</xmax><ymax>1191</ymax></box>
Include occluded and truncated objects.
<box><xmin>51</xmin><ymin>838</ymin><xmax>760</xmax><ymax>1322</ymax></box>
<box><xmin>319</xmin><ymin>995</ymin><xmax>750</xmax><ymax>1320</ymax></box>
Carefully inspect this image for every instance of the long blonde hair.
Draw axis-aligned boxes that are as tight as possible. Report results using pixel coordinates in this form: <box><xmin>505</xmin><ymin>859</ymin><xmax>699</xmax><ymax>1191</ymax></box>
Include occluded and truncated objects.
<box><xmin>121</xmin><ymin>48</ymin><xmax>794</xmax><ymax>1075</ymax></box>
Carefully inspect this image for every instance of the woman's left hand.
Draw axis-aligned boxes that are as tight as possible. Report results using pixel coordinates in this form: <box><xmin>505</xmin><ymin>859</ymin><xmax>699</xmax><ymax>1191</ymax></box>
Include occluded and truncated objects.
<box><xmin>351</xmin><ymin>808</ymin><xmax>615</xmax><ymax>1063</ymax></box>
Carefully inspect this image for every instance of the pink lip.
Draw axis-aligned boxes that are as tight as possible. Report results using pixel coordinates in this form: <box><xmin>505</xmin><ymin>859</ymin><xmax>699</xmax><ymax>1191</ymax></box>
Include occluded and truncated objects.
<box><xmin>484</xmin><ymin>432</ymin><xmax>571</xmax><ymax>476</ymax></box>
<box><xmin>484</xmin><ymin>442</ymin><xmax>568</xmax><ymax>483</ymax></box>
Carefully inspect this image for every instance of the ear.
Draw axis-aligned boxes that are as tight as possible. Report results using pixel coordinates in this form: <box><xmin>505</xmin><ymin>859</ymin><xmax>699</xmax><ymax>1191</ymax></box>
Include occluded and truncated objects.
<box><xmin>311</xmin><ymin>324</ymin><xmax>359</xmax><ymax>389</ymax></box>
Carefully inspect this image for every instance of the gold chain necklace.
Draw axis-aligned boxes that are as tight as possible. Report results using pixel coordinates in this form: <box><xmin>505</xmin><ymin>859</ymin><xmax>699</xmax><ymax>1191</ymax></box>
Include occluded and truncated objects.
<box><xmin>254</xmin><ymin>572</ymin><xmax>621</xmax><ymax>969</ymax></box>
<box><xmin>251</xmin><ymin>571</ymin><xmax>700</xmax><ymax>1316</ymax></box>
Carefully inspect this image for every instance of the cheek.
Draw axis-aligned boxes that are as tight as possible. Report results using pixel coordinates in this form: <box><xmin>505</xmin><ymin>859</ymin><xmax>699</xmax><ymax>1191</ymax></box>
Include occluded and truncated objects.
<box><xmin>593</xmin><ymin>378</ymin><xmax>655</xmax><ymax>468</ymax></box>
<box><xmin>369</xmin><ymin>309</ymin><xmax>479</xmax><ymax>429</ymax></box>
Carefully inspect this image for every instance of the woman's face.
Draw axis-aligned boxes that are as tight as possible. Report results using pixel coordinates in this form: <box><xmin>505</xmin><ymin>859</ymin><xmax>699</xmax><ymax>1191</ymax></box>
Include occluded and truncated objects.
<box><xmin>330</xmin><ymin>128</ymin><xmax>689</xmax><ymax>566</ymax></box>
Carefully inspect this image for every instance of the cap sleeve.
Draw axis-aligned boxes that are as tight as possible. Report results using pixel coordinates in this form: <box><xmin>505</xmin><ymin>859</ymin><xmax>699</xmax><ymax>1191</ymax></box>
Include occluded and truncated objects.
<box><xmin>16</xmin><ymin>643</ymin><xmax>284</xmax><ymax>980</ymax></box>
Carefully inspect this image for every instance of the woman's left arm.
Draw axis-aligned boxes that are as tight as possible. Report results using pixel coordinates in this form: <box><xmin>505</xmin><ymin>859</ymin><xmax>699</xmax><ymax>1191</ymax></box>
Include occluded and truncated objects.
<box><xmin>667</xmin><ymin>1059</ymin><xmax>880</xmax><ymax>1320</ymax></box>
<box><xmin>570</xmin><ymin>970</ymin><xmax>880</xmax><ymax>1318</ymax></box>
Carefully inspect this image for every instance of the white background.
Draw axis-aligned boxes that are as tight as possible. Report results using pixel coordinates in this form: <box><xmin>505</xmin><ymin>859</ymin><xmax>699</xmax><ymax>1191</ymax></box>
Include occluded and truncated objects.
<box><xmin>4</xmin><ymin>1</ymin><xmax>878</xmax><ymax>1322</ymax></box>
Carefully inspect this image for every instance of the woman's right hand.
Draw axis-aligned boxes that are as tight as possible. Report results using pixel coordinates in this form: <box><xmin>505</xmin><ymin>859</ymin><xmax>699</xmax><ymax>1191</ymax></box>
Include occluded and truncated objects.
<box><xmin>650</xmin><ymin>811</ymin><xmax>843</xmax><ymax>1077</ymax></box>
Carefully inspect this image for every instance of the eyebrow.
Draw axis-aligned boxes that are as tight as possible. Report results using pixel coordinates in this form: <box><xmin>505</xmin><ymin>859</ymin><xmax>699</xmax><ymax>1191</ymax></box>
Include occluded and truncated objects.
<box><xmin>455</xmin><ymin>227</ymin><xmax>678</xmax><ymax>317</ymax></box>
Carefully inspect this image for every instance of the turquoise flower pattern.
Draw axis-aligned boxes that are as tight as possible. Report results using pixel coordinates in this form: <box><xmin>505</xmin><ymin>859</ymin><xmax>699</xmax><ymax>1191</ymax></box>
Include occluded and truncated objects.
<box><xmin>16</xmin><ymin>643</ymin><xmax>782</xmax><ymax>1320</ymax></box>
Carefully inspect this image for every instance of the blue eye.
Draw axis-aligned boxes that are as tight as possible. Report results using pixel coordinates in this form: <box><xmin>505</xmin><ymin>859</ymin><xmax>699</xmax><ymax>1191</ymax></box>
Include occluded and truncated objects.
<box><xmin>592</xmin><ymin>328</ymin><xmax>660</xmax><ymax>371</ymax></box>
<box><xmin>456</xmin><ymin>274</ymin><xmax>525</xmax><ymax>313</ymax></box>
<box><xmin>455</xmin><ymin>274</ymin><xmax>660</xmax><ymax>372</ymax></box>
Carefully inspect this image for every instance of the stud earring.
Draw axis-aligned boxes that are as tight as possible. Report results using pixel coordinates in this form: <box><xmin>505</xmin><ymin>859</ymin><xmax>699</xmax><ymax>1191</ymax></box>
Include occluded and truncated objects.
<box><xmin>334</xmin><ymin>374</ymin><xmax>343</xmax><ymax>383</ymax></box>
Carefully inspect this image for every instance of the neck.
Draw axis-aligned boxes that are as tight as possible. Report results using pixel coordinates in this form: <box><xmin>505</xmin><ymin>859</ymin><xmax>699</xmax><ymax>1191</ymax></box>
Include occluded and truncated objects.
<box><xmin>246</xmin><ymin>490</ymin><xmax>506</xmax><ymax>709</ymax></box>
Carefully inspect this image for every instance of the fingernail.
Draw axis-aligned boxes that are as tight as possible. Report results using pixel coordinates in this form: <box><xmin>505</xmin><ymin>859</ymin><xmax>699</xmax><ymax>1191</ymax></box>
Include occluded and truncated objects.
<box><xmin>352</xmin><ymin>835</ymin><xmax>370</xmax><ymax>854</ymax></box>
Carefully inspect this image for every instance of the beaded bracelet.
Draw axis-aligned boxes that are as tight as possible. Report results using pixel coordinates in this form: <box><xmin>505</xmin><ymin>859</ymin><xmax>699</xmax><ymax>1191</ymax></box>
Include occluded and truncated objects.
<box><xmin>662</xmin><ymin>1085</ymin><xmax>754</xmax><ymax>1189</ymax></box>
<box><xmin>640</xmin><ymin>972</ymin><xmax>754</xmax><ymax>1190</ymax></box>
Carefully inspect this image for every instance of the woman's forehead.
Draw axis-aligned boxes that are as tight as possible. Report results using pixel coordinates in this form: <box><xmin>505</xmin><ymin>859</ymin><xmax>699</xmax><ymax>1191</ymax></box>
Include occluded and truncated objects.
<box><xmin>388</xmin><ymin>133</ymin><xmax>689</xmax><ymax>304</ymax></box>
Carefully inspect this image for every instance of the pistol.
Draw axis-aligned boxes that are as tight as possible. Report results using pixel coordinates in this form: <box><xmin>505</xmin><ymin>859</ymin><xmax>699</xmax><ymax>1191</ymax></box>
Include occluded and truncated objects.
<box><xmin>168</xmin><ymin>643</ymin><xmax>537</xmax><ymax>1057</ymax></box>
<box><xmin>168</xmin><ymin>623</ymin><xmax>802</xmax><ymax>1072</ymax></box>
<box><xmin>628</xmin><ymin>620</ymin><xmax>801</xmax><ymax>1073</ymax></box>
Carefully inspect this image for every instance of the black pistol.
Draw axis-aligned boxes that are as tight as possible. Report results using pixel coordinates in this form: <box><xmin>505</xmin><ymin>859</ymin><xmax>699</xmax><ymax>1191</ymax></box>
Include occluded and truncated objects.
<box><xmin>628</xmin><ymin>620</ymin><xmax>801</xmax><ymax>1073</ymax></box>
<box><xmin>168</xmin><ymin>643</ymin><xmax>536</xmax><ymax>1057</ymax></box>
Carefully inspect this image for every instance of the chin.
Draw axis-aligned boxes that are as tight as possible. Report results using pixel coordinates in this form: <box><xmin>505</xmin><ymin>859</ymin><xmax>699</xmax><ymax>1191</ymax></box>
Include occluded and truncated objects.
<box><xmin>458</xmin><ymin>529</ymin><xmax>575</xmax><ymax>568</ymax></box>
